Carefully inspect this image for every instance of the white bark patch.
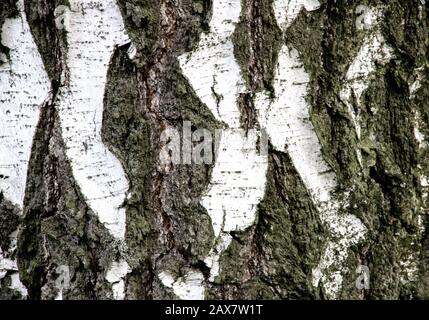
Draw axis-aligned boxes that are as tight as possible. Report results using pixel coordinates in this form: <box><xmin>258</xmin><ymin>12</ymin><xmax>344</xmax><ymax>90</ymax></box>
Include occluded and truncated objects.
<box><xmin>414</xmin><ymin>112</ymin><xmax>426</xmax><ymax>149</ymax></box>
<box><xmin>178</xmin><ymin>0</ymin><xmax>244</xmax><ymax>128</ymax></box>
<box><xmin>204</xmin><ymin>233</ymin><xmax>232</xmax><ymax>282</ymax></box>
<box><xmin>0</xmin><ymin>249</ymin><xmax>18</xmax><ymax>279</ymax></box>
<box><xmin>201</xmin><ymin>129</ymin><xmax>268</xmax><ymax>238</ymax></box>
<box><xmin>106</xmin><ymin>259</ymin><xmax>130</xmax><ymax>300</ymax></box>
<box><xmin>0</xmin><ymin>231</ymin><xmax>28</xmax><ymax>297</ymax></box>
<box><xmin>255</xmin><ymin>45</ymin><xmax>367</xmax><ymax>298</ymax></box>
<box><xmin>1</xmin><ymin>241</ymin><xmax>28</xmax><ymax>297</ymax></box>
<box><xmin>51</xmin><ymin>265</ymin><xmax>71</xmax><ymax>300</ymax></box>
<box><xmin>56</xmin><ymin>0</ymin><xmax>131</xmax><ymax>241</ymax></box>
<box><xmin>414</xmin><ymin>112</ymin><xmax>428</xmax><ymax>233</ymax></box>
<box><xmin>0</xmin><ymin>0</ymin><xmax>48</xmax><ymax>298</ymax></box>
<box><xmin>159</xmin><ymin>270</ymin><xmax>205</xmax><ymax>300</ymax></box>
<box><xmin>308</xmin><ymin>8</ymin><xmax>392</xmax><ymax>296</ymax></box>
<box><xmin>409</xmin><ymin>66</ymin><xmax>426</xmax><ymax>100</ymax></box>
<box><xmin>0</xmin><ymin>0</ymin><xmax>50</xmax><ymax>208</ymax></box>
<box><xmin>339</xmin><ymin>7</ymin><xmax>393</xmax><ymax>169</ymax></box>
<box><xmin>273</xmin><ymin>0</ymin><xmax>321</xmax><ymax>30</ymax></box>
<box><xmin>255</xmin><ymin>46</ymin><xmax>335</xmax><ymax>202</ymax></box>
<box><xmin>9</xmin><ymin>272</ymin><xmax>28</xmax><ymax>297</ymax></box>
<box><xmin>339</xmin><ymin>32</ymin><xmax>393</xmax><ymax>141</ymax></box>
<box><xmin>254</xmin><ymin>1</ymin><xmax>367</xmax><ymax>298</ymax></box>
<box><xmin>55</xmin><ymin>0</ymin><xmax>133</xmax><ymax>299</ymax></box>
<box><xmin>422</xmin><ymin>175</ymin><xmax>429</xmax><ymax>204</ymax></box>
<box><xmin>160</xmin><ymin>0</ymin><xmax>268</xmax><ymax>299</ymax></box>
<box><xmin>399</xmin><ymin>253</ymin><xmax>419</xmax><ymax>285</ymax></box>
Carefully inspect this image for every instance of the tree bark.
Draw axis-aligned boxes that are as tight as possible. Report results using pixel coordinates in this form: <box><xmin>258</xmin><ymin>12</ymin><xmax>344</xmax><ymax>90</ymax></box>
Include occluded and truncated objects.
<box><xmin>0</xmin><ymin>0</ymin><xmax>428</xmax><ymax>300</ymax></box>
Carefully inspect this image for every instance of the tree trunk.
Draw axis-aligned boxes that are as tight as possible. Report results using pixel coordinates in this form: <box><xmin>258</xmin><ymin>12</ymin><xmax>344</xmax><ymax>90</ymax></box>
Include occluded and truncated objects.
<box><xmin>0</xmin><ymin>0</ymin><xmax>428</xmax><ymax>300</ymax></box>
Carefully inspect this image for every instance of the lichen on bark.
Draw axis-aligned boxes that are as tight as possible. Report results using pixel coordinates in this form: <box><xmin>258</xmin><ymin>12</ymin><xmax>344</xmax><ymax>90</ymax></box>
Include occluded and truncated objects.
<box><xmin>0</xmin><ymin>0</ymin><xmax>428</xmax><ymax>300</ymax></box>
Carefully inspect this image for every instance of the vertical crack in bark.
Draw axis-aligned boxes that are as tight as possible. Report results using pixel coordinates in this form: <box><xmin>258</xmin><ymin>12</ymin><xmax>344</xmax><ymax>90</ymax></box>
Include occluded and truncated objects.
<box><xmin>141</xmin><ymin>0</ymin><xmax>177</xmax><ymax>260</ymax></box>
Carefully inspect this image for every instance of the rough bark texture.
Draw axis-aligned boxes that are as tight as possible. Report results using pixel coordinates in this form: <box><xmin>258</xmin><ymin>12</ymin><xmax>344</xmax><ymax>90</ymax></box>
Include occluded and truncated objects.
<box><xmin>0</xmin><ymin>0</ymin><xmax>428</xmax><ymax>300</ymax></box>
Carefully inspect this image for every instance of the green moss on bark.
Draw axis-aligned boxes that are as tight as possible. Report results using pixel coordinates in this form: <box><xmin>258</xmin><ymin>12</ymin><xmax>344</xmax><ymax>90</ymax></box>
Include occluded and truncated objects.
<box><xmin>232</xmin><ymin>0</ymin><xmax>282</xmax><ymax>92</ymax></box>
